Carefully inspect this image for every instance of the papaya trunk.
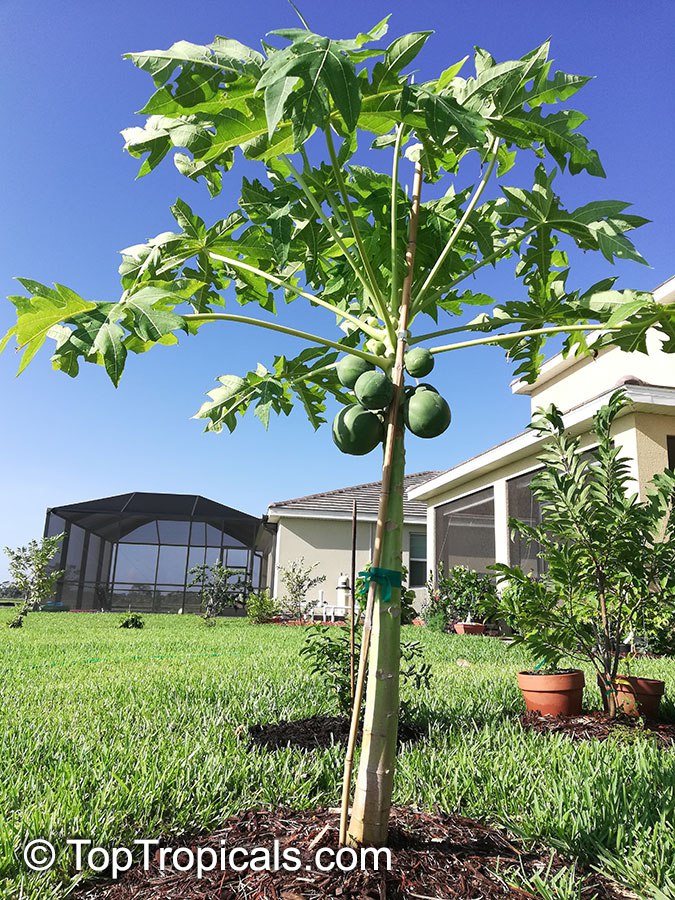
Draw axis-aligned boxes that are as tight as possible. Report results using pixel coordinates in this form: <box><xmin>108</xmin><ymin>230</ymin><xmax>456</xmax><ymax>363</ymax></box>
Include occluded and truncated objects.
<box><xmin>347</xmin><ymin>424</ymin><xmax>405</xmax><ymax>846</ymax></box>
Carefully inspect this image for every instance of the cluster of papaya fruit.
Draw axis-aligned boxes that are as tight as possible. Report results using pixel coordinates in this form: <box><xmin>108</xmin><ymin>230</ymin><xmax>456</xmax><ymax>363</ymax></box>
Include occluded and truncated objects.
<box><xmin>332</xmin><ymin>347</ymin><xmax>451</xmax><ymax>456</ymax></box>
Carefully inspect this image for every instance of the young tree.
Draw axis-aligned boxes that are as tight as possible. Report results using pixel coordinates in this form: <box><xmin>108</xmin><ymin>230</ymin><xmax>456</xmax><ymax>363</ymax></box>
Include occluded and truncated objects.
<box><xmin>4</xmin><ymin>534</ymin><xmax>65</xmax><ymax>612</ymax></box>
<box><xmin>3</xmin><ymin>17</ymin><xmax>674</xmax><ymax>844</ymax></box>
<box><xmin>278</xmin><ymin>556</ymin><xmax>326</xmax><ymax>619</ymax></box>
<box><xmin>188</xmin><ymin>562</ymin><xmax>251</xmax><ymax>619</ymax></box>
<box><xmin>488</xmin><ymin>391</ymin><xmax>675</xmax><ymax>717</ymax></box>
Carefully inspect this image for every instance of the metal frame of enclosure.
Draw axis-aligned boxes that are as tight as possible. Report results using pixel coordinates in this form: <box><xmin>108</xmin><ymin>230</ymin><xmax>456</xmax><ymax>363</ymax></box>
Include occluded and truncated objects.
<box><xmin>44</xmin><ymin>493</ymin><xmax>274</xmax><ymax>614</ymax></box>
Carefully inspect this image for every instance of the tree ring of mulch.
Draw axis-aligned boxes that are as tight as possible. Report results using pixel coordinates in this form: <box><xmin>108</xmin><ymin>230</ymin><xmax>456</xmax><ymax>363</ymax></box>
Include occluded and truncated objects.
<box><xmin>521</xmin><ymin>709</ymin><xmax>675</xmax><ymax>746</ymax></box>
<box><xmin>247</xmin><ymin>715</ymin><xmax>423</xmax><ymax>751</ymax></box>
<box><xmin>75</xmin><ymin>807</ymin><xmax>628</xmax><ymax>900</ymax></box>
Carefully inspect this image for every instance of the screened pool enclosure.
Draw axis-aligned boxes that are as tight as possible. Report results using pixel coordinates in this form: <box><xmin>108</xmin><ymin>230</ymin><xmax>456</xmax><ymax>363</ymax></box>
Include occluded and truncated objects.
<box><xmin>44</xmin><ymin>493</ymin><xmax>273</xmax><ymax>613</ymax></box>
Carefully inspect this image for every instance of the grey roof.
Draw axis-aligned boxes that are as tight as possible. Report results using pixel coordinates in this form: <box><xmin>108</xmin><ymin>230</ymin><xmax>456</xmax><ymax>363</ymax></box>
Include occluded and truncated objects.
<box><xmin>269</xmin><ymin>471</ymin><xmax>441</xmax><ymax>521</ymax></box>
<box><xmin>49</xmin><ymin>492</ymin><xmax>261</xmax><ymax>544</ymax></box>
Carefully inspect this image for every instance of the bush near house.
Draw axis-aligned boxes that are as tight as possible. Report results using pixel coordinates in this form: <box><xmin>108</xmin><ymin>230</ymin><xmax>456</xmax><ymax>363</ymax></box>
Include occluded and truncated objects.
<box><xmin>423</xmin><ymin>563</ymin><xmax>496</xmax><ymax>630</ymax></box>
<box><xmin>278</xmin><ymin>557</ymin><xmax>326</xmax><ymax>620</ymax></box>
<box><xmin>484</xmin><ymin>391</ymin><xmax>675</xmax><ymax>714</ymax></box>
<box><xmin>246</xmin><ymin>589</ymin><xmax>279</xmax><ymax>624</ymax></box>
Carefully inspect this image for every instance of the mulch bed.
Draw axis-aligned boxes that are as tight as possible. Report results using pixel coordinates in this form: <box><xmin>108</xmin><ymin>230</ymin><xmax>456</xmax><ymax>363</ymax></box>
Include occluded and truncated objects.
<box><xmin>75</xmin><ymin>807</ymin><xmax>628</xmax><ymax>900</ymax></box>
<box><xmin>521</xmin><ymin>710</ymin><xmax>675</xmax><ymax>747</ymax></box>
<box><xmin>248</xmin><ymin>715</ymin><xmax>422</xmax><ymax>751</ymax></box>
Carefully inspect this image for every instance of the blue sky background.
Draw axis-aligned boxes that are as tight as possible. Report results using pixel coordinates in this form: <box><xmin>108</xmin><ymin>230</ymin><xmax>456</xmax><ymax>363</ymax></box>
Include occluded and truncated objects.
<box><xmin>0</xmin><ymin>0</ymin><xmax>673</xmax><ymax>578</ymax></box>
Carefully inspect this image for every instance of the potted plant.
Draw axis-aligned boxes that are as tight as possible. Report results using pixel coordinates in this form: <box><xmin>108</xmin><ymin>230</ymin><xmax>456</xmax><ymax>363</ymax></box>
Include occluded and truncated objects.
<box><xmin>484</xmin><ymin>391</ymin><xmax>675</xmax><ymax>718</ymax></box>
<box><xmin>424</xmin><ymin>564</ymin><xmax>494</xmax><ymax>634</ymax></box>
<box><xmin>487</xmin><ymin>578</ymin><xmax>586</xmax><ymax>715</ymax></box>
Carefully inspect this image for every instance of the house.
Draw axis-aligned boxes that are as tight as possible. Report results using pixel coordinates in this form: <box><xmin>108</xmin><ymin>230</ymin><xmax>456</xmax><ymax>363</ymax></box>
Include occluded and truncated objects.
<box><xmin>266</xmin><ymin>472</ymin><xmax>440</xmax><ymax>607</ymax></box>
<box><xmin>408</xmin><ymin>276</ymin><xmax>675</xmax><ymax>577</ymax></box>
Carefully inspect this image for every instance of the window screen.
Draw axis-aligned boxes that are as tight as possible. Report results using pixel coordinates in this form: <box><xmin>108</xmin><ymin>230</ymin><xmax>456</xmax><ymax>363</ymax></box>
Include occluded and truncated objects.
<box><xmin>435</xmin><ymin>487</ymin><xmax>495</xmax><ymax>573</ymax></box>
<box><xmin>409</xmin><ymin>533</ymin><xmax>427</xmax><ymax>587</ymax></box>
<box><xmin>507</xmin><ymin>469</ymin><xmax>545</xmax><ymax>575</ymax></box>
<box><xmin>668</xmin><ymin>436</ymin><xmax>675</xmax><ymax>470</ymax></box>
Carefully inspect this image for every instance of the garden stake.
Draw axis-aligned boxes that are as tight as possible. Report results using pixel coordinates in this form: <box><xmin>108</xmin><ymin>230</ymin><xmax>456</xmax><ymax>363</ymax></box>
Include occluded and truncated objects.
<box><xmin>339</xmin><ymin>161</ymin><xmax>423</xmax><ymax>846</ymax></box>
<box><xmin>350</xmin><ymin>499</ymin><xmax>357</xmax><ymax>705</ymax></box>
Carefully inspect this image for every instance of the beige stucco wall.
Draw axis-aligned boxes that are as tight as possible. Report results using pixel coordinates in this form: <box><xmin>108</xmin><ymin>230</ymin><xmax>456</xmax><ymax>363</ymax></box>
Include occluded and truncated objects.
<box><xmin>272</xmin><ymin>516</ymin><xmax>428</xmax><ymax>608</ymax></box>
<box><xmin>633</xmin><ymin>412</ymin><xmax>675</xmax><ymax>495</ymax></box>
<box><xmin>523</xmin><ymin>332</ymin><xmax>675</xmax><ymax>415</ymax></box>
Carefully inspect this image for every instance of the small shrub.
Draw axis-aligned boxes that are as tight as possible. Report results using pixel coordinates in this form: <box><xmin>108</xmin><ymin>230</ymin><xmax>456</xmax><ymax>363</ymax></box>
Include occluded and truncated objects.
<box><xmin>4</xmin><ymin>534</ymin><xmax>65</xmax><ymax>612</ymax></box>
<box><xmin>246</xmin><ymin>589</ymin><xmax>279</xmax><ymax>624</ymax></box>
<box><xmin>424</xmin><ymin>610</ymin><xmax>448</xmax><ymax>632</ymax></box>
<box><xmin>487</xmin><ymin>391</ymin><xmax>675</xmax><ymax>716</ymax></box>
<box><xmin>423</xmin><ymin>563</ymin><xmax>496</xmax><ymax>629</ymax></box>
<box><xmin>189</xmin><ymin>563</ymin><xmax>251</xmax><ymax>620</ymax></box>
<box><xmin>300</xmin><ymin>626</ymin><xmax>432</xmax><ymax>718</ymax></box>
<box><xmin>278</xmin><ymin>558</ymin><xmax>326</xmax><ymax>620</ymax></box>
<box><xmin>119</xmin><ymin>612</ymin><xmax>145</xmax><ymax>629</ymax></box>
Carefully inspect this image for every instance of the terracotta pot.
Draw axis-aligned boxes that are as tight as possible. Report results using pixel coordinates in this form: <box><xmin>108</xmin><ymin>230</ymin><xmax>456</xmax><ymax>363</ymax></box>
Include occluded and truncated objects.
<box><xmin>453</xmin><ymin>622</ymin><xmax>485</xmax><ymax>635</ymax></box>
<box><xmin>597</xmin><ymin>674</ymin><xmax>665</xmax><ymax>718</ymax></box>
<box><xmin>517</xmin><ymin>670</ymin><xmax>585</xmax><ymax>717</ymax></box>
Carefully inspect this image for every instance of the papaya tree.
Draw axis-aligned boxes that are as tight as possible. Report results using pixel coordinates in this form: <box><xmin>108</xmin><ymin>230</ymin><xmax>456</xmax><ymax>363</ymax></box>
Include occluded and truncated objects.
<box><xmin>3</xmin><ymin>16</ymin><xmax>674</xmax><ymax>847</ymax></box>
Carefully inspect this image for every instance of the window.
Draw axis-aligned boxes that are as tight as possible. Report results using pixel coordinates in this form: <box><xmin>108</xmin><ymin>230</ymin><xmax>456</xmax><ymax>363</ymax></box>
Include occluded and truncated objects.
<box><xmin>409</xmin><ymin>533</ymin><xmax>427</xmax><ymax>587</ymax></box>
<box><xmin>157</xmin><ymin>520</ymin><xmax>191</xmax><ymax>545</ymax></box>
<box><xmin>156</xmin><ymin>545</ymin><xmax>188</xmax><ymax>586</ymax></box>
<box><xmin>120</xmin><ymin>521</ymin><xmax>159</xmax><ymax>543</ymax></box>
<box><xmin>113</xmin><ymin>544</ymin><xmax>158</xmax><ymax>585</ymax></box>
<box><xmin>435</xmin><ymin>487</ymin><xmax>495</xmax><ymax>574</ymax></box>
<box><xmin>507</xmin><ymin>470</ymin><xmax>545</xmax><ymax>576</ymax></box>
<box><xmin>668</xmin><ymin>436</ymin><xmax>675</xmax><ymax>470</ymax></box>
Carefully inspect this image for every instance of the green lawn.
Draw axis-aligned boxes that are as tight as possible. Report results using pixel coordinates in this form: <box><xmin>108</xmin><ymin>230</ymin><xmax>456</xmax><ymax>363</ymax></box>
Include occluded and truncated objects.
<box><xmin>1</xmin><ymin>613</ymin><xmax>674</xmax><ymax>899</ymax></box>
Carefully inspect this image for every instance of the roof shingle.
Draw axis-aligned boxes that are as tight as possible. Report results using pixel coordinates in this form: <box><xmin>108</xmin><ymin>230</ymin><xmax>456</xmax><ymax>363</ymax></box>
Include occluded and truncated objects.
<box><xmin>268</xmin><ymin>471</ymin><xmax>441</xmax><ymax>521</ymax></box>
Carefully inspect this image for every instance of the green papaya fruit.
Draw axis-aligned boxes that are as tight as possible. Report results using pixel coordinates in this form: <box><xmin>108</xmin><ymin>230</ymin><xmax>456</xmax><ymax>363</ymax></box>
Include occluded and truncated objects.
<box><xmin>404</xmin><ymin>387</ymin><xmax>451</xmax><ymax>438</ymax></box>
<box><xmin>336</xmin><ymin>355</ymin><xmax>375</xmax><ymax>389</ymax></box>
<box><xmin>404</xmin><ymin>347</ymin><xmax>435</xmax><ymax>377</ymax></box>
<box><xmin>332</xmin><ymin>405</ymin><xmax>384</xmax><ymax>455</ymax></box>
<box><xmin>354</xmin><ymin>370</ymin><xmax>395</xmax><ymax>410</ymax></box>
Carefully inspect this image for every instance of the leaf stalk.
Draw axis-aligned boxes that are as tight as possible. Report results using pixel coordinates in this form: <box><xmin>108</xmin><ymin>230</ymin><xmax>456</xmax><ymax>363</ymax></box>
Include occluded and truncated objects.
<box><xmin>184</xmin><ymin>312</ymin><xmax>386</xmax><ymax>367</ymax></box>
<box><xmin>413</xmin><ymin>135</ymin><xmax>500</xmax><ymax>312</ymax></box>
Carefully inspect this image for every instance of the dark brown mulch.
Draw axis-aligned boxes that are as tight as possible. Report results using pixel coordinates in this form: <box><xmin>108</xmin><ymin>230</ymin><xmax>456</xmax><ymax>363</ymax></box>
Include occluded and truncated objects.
<box><xmin>75</xmin><ymin>807</ymin><xmax>628</xmax><ymax>900</ymax></box>
<box><xmin>248</xmin><ymin>715</ymin><xmax>422</xmax><ymax>751</ymax></box>
<box><xmin>521</xmin><ymin>710</ymin><xmax>675</xmax><ymax>746</ymax></box>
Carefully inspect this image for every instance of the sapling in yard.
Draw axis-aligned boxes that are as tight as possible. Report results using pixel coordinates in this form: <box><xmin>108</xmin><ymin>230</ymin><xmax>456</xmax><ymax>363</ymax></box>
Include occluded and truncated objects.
<box><xmin>277</xmin><ymin>557</ymin><xmax>326</xmax><ymax>620</ymax></box>
<box><xmin>189</xmin><ymin>563</ymin><xmax>251</xmax><ymax>620</ymax></box>
<box><xmin>4</xmin><ymin>12</ymin><xmax>674</xmax><ymax>845</ymax></box>
<box><xmin>3</xmin><ymin>534</ymin><xmax>65</xmax><ymax>614</ymax></box>
<box><xmin>301</xmin><ymin>625</ymin><xmax>432</xmax><ymax>719</ymax></box>
<box><xmin>485</xmin><ymin>391</ymin><xmax>675</xmax><ymax>716</ymax></box>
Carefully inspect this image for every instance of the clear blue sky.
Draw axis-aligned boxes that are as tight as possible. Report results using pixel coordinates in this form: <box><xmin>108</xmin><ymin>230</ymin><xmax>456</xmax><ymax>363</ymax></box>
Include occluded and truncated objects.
<box><xmin>0</xmin><ymin>0</ymin><xmax>673</xmax><ymax>578</ymax></box>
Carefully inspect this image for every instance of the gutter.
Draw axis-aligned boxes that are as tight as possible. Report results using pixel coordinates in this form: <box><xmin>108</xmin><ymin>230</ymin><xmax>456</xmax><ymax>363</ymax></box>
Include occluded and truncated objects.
<box><xmin>408</xmin><ymin>382</ymin><xmax>675</xmax><ymax>502</ymax></box>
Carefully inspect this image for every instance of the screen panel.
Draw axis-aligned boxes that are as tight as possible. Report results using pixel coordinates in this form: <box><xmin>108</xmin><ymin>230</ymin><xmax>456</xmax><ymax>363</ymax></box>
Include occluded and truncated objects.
<box><xmin>435</xmin><ymin>488</ymin><xmax>495</xmax><ymax>574</ymax></box>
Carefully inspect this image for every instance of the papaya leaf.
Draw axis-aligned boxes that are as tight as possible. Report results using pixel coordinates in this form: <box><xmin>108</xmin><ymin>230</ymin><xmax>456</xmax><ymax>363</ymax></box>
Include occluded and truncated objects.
<box><xmin>121</xmin><ymin>295</ymin><xmax>186</xmax><ymax>342</ymax></box>
<box><xmin>93</xmin><ymin>321</ymin><xmax>128</xmax><ymax>387</ymax></box>
<box><xmin>11</xmin><ymin>281</ymin><xmax>97</xmax><ymax>349</ymax></box>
